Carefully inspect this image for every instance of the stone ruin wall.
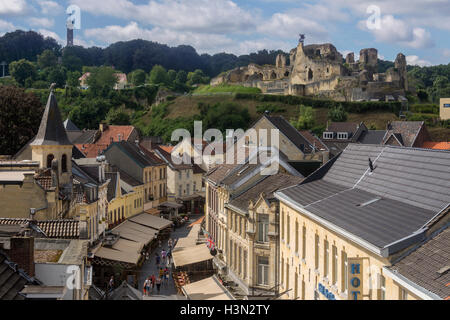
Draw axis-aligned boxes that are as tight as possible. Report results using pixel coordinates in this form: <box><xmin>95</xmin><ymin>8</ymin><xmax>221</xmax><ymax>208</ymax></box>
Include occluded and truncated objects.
<box><xmin>210</xmin><ymin>42</ymin><xmax>409</xmax><ymax>102</ymax></box>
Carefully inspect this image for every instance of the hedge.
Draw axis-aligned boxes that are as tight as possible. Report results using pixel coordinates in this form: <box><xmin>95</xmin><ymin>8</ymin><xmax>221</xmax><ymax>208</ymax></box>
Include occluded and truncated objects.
<box><xmin>234</xmin><ymin>93</ymin><xmax>402</xmax><ymax>114</ymax></box>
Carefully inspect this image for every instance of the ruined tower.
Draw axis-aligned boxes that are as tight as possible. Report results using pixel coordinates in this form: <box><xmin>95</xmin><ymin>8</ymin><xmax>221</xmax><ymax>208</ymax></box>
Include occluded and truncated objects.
<box><xmin>346</xmin><ymin>52</ymin><xmax>355</xmax><ymax>64</ymax></box>
<box><xmin>66</xmin><ymin>20</ymin><xmax>74</xmax><ymax>47</ymax></box>
<box><xmin>395</xmin><ymin>53</ymin><xmax>408</xmax><ymax>91</ymax></box>
<box><xmin>359</xmin><ymin>48</ymin><xmax>378</xmax><ymax>80</ymax></box>
<box><xmin>276</xmin><ymin>54</ymin><xmax>287</xmax><ymax>69</ymax></box>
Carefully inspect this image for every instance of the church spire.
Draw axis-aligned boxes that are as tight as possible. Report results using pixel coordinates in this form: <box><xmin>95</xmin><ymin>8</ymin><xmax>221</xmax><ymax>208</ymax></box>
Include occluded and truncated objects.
<box><xmin>30</xmin><ymin>88</ymin><xmax>72</xmax><ymax>146</ymax></box>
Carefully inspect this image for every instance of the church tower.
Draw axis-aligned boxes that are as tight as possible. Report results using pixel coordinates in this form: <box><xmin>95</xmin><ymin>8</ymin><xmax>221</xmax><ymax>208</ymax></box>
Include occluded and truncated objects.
<box><xmin>30</xmin><ymin>89</ymin><xmax>73</xmax><ymax>186</ymax></box>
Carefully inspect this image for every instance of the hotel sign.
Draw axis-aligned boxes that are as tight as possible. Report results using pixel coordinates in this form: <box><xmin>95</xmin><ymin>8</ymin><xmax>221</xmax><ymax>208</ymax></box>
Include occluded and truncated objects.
<box><xmin>348</xmin><ymin>258</ymin><xmax>364</xmax><ymax>300</ymax></box>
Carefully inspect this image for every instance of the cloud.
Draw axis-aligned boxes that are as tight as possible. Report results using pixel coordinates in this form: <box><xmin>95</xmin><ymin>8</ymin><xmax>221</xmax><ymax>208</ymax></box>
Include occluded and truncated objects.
<box><xmin>0</xmin><ymin>0</ymin><xmax>27</xmax><ymax>15</ymax></box>
<box><xmin>358</xmin><ymin>15</ymin><xmax>434</xmax><ymax>49</ymax></box>
<box><xmin>0</xmin><ymin>19</ymin><xmax>16</xmax><ymax>35</ymax></box>
<box><xmin>406</xmin><ymin>55</ymin><xmax>432</xmax><ymax>67</ymax></box>
<box><xmin>443</xmin><ymin>49</ymin><xmax>450</xmax><ymax>58</ymax></box>
<box><xmin>36</xmin><ymin>0</ymin><xmax>63</xmax><ymax>15</ymax></box>
<box><xmin>29</xmin><ymin>17</ymin><xmax>54</xmax><ymax>28</ymax></box>
<box><xmin>38</xmin><ymin>28</ymin><xmax>63</xmax><ymax>43</ymax></box>
<box><xmin>71</xmin><ymin>0</ymin><xmax>256</xmax><ymax>34</ymax></box>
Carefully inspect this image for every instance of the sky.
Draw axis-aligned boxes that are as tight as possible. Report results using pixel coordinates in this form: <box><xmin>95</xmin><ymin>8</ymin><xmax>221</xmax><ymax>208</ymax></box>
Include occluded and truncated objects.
<box><xmin>0</xmin><ymin>0</ymin><xmax>449</xmax><ymax>66</ymax></box>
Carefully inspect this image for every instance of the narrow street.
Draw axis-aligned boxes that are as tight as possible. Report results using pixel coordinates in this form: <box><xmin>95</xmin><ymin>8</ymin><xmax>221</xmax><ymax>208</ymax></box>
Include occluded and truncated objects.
<box><xmin>137</xmin><ymin>214</ymin><xmax>203</xmax><ymax>300</ymax></box>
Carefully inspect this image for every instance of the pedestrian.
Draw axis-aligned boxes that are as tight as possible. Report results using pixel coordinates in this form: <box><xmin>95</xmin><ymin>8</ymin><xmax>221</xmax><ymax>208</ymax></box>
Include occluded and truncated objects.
<box><xmin>151</xmin><ymin>274</ymin><xmax>155</xmax><ymax>293</ymax></box>
<box><xmin>164</xmin><ymin>268</ymin><xmax>169</xmax><ymax>286</ymax></box>
<box><xmin>159</xmin><ymin>268</ymin><xmax>164</xmax><ymax>278</ymax></box>
<box><xmin>155</xmin><ymin>276</ymin><xmax>162</xmax><ymax>293</ymax></box>
<box><xmin>156</xmin><ymin>254</ymin><xmax>160</xmax><ymax>266</ymax></box>
<box><xmin>108</xmin><ymin>276</ymin><xmax>114</xmax><ymax>291</ymax></box>
<box><xmin>168</xmin><ymin>238</ymin><xmax>173</xmax><ymax>249</ymax></box>
<box><xmin>145</xmin><ymin>252</ymin><xmax>149</xmax><ymax>261</ymax></box>
<box><xmin>143</xmin><ymin>277</ymin><xmax>150</xmax><ymax>296</ymax></box>
<box><xmin>161</xmin><ymin>249</ymin><xmax>166</xmax><ymax>262</ymax></box>
<box><xmin>158</xmin><ymin>239</ymin><xmax>162</xmax><ymax>247</ymax></box>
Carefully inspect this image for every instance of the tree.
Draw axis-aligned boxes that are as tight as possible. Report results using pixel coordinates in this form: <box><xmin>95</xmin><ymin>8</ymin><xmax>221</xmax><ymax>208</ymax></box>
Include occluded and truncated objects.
<box><xmin>148</xmin><ymin>65</ymin><xmax>168</xmax><ymax>85</ymax></box>
<box><xmin>47</xmin><ymin>67</ymin><xmax>67</xmax><ymax>88</ymax></box>
<box><xmin>9</xmin><ymin>59</ymin><xmax>37</xmax><ymax>87</ymax></box>
<box><xmin>129</xmin><ymin>69</ymin><xmax>146</xmax><ymax>86</ymax></box>
<box><xmin>176</xmin><ymin>70</ymin><xmax>187</xmax><ymax>84</ymax></box>
<box><xmin>62</xmin><ymin>53</ymin><xmax>83</xmax><ymax>72</ymax></box>
<box><xmin>37</xmin><ymin>49</ymin><xmax>58</xmax><ymax>70</ymax></box>
<box><xmin>67</xmin><ymin>71</ymin><xmax>81</xmax><ymax>87</ymax></box>
<box><xmin>86</xmin><ymin>67</ymin><xmax>118</xmax><ymax>95</ymax></box>
<box><xmin>106</xmin><ymin>108</ymin><xmax>131</xmax><ymax>125</ymax></box>
<box><xmin>167</xmin><ymin>69</ymin><xmax>177</xmax><ymax>84</ymax></box>
<box><xmin>328</xmin><ymin>105</ymin><xmax>348</xmax><ymax>122</ymax></box>
<box><xmin>0</xmin><ymin>86</ymin><xmax>44</xmax><ymax>155</ymax></box>
<box><xmin>291</xmin><ymin>105</ymin><xmax>315</xmax><ymax>130</ymax></box>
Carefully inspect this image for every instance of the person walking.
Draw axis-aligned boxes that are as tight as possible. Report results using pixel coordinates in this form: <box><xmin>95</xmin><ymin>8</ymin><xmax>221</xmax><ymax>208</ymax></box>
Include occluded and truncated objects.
<box><xmin>143</xmin><ymin>277</ymin><xmax>150</xmax><ymax>296</ymax></box>
<box><xmin>168</xmin><ymin>238</ymin><xmax>173</xmax><ymax>250</ymax></box>
<box><xmin>155</xmin><ymin>276</ymin><xmax>162</xmax><ymax>293</ymax></box>
<box><xmin>161</xmin><ymin>249</ymin><xmax>166</xmax><ymax>263</ymax></box>
<box><xmin>150</xmin><ymin>274</ymin><xmax>155</xmax><ymax>293</ymax></box>
<box><xmin>164</xmin><ymin>268</ymin><xmax>169</xmax><ymax>287</ymax></box>
<box><xmin>155</xmin><ymin>253</ymin><xmax>160</xmax><ymax>267</ymax></box>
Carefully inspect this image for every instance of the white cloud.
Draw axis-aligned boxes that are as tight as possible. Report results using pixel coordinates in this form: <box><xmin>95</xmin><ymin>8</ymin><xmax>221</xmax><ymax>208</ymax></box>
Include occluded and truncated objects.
<box><xmin>358</xmin><ymin>15</ymin><xmax>434</xmax><ymax>49</ymax></box>
<box><xmin>29</xmin><ymin>17</ymin><xmax>54</xmax><ymax>28</ymax></box>
<box><xmin>84</xmin><ymin>22</ymin><xmax>235</xmax><ymax>54</ymax></box>
<box><xmin>0</xmin><ymin>0</ymin><xmax>27</xmax><ymax>15</ymax></box>
<box><xmin>0</xmin><ymin>19</ymin><xmax>16</xmax><ymax>35</ymax></box>
<box><xmin>406</xmin><ymin>55</ymin><xmax>432</xmax><ymax>67</ymax></box>
<box><xmin>38</xmin><ymin>28</ymin><xmax>63</xmax><ymax>43</ymax></box>
<box><xmin>258</xmin><ymin>13</ymin><xmax>328</xmax><ymax>41</ymax></box>
<box><xmin>71</xmin><ymin>0</ymin><xmax>256</xmax><ymax>34</ymax></box>
<box><xmin>443</xmin><ymin>49</ymin><xmax>450</xmax><ymax>58</ymax></box>
<box><xmin>36</xmin><ymin>0</ymin><xmax>63</xmax><ymax>15</ymax></box>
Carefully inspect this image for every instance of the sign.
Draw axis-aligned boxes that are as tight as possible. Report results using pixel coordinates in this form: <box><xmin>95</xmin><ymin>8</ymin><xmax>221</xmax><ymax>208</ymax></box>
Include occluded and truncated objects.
<box><xmin>318</xmin><ymin>283</ymin><xmax>336</xmax><ymax>300</ymax></box>
<box><xmin>444</xmin><ymin>104</ymin><xmax>450</xmax><ymax>108</ymax></box>
<box><xmin>348</xmin><ymin>258</ymin><xmax>364</xmax><ymax>300</ymax></box>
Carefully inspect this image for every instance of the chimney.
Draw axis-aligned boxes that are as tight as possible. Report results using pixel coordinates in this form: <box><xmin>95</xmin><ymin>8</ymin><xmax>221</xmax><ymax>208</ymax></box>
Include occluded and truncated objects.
<box><xmin>10</xmin><ymin>236</ymin><xmax>35</xmax><ymax>277</ymax></box>
<box><xmin>100</xmin><ymin>123</ymin><xmax>108</xmax><ymax>133</ymax></box>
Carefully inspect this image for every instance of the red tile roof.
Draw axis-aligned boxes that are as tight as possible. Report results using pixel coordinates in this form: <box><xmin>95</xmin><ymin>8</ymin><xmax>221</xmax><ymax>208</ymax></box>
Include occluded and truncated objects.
<box><xmin>96</xmin><ymin>126</ymin><xmax>136</xmax><ymax>145</ymax></box>
<box><xmin>422</xmin><ymin>142</ymin><xmax>450</xmax><ymax>150</ymax></box>
<box><xmin>75</xmin><ymin>144</ymin><xmax>109</xmax><ymax>158</ymax></box>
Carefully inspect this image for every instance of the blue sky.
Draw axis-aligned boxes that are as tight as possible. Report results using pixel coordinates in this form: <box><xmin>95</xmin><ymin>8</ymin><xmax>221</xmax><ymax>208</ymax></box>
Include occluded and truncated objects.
<box><xmin>1</xmin><ymin>0</ymin><xmax>449</xmax><ymax>66</ymax></box>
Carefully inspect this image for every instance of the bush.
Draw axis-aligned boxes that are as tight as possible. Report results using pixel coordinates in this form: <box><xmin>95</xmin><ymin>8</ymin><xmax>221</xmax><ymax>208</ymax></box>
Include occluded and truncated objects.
<box><xmin>328</xmin><ymin>105</ymin><xmax>348</xmax><ymax>122</ymax></box>
<box><xmin>410</xmin><ymin>104</ymin><xmax>439</xmax><ymax>114</ymax></box>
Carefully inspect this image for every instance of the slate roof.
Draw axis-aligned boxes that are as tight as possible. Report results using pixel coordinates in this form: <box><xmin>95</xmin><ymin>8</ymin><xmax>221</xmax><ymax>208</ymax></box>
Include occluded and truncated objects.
<box><xmin>384</xmin><ymin>121</ymin><xmax>425</xmax><ymax>147</ymax></box>
<box><xmin>205</xmin><ymin>164</ymin><xmax>235</xmax><ymax>185</ymax></box>
<box><xmin>358</xmin><ymin>130</ymin><xmax>387</xmax><ymax>144</ymax></box>
<box><xmin>30</xmin><ymin>91</ymin><xmax>72</xmax><ymax>146</ymax></box>
<box><xmin>107</xmin><ymin>281</ymin><xmax>142</xmax><ymax>300</ymax></box>
<box><xmin>108</xmin><ymin>166</ymin><xmax>142</xmax><ymax>187</ymax></box>
<box><xmin>71</xmin><ymin>130</ymin><xmax>98</xmax><ymax>144</ymax></box>
<box><xmin>388</xmin><ymin>225</ymin><xmax>450</xmax><ymax>299</ymax></box>
<box><xmin>299</xmin><ymin>130</ymin><xmax>328</xmax><ymax>151</ymax></box>
<box><xmin>0</xmin><ymin>219</ymin><xmax>80</xmax><ymax>239</ymax></box>
<box><xmin>264</xmin><ymin>115</ymin><xmax>314</xmax><ymax>153</ymax></box>
<box><xmin>111</xmin><ymin>141</ymin><xmax>164</xmax><ymax>168</ymax></box>
<box><xmin>0</xmin><ymin>251</ymin><xmax>41</xmax><ymax>300</ymax></box>
<box><xmin>277</xmin><ymin>144</ymin><xmax>450</xmax><ymax>255</ymax></box>
<box><xmin>229</xmin><ymin>174</ymin><xmax>304</xmax><ymax>212</ymax></box>
<box><xmin>63</xmin><ymin>119</ymin><xmax>80</xmax><ymax>131</ymax></box>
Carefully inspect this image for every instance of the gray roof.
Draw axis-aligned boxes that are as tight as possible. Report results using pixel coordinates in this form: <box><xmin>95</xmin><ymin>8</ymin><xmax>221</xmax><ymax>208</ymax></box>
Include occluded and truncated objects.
<box><xmin>384</xmin><ymin>121</ymin><xmax>425</xmax><ymax>147</ymax></box>
<box><xmin>229</xmin><ymin>174</ymin><xmax>304</xmax><ymax>212</ymax></box>
<box><xmin>30</xmin><ymin>91</ymin><xmax>72</xmax><ymax>146</ymax></box>
<box><xmin>277</xmin><ymin>144</ymin><xmax>450</xmax><ymax>255</ymax></box>
<box><xmin>63</xmin><ymin>118</ymin><xmax>80</xmax><ymax>131</ymax></box>
<box><xmin>388</xmin><ymin>225</ymin><xmax>450</xmax><ymax>299</ymax></box>
<box><xmin>107</xmin><ymin>281</ymin><xmax>142</xmax><ymax>300</ymax></box>
<box><xmin>71</xmin><ymin>130</ymin><xmax>98</xmax><ymax>144</ymax></box>
<box><xmin>358</xmin><ymin>130</ymin><xmax>387</xmax><ymax>144</ymax></box>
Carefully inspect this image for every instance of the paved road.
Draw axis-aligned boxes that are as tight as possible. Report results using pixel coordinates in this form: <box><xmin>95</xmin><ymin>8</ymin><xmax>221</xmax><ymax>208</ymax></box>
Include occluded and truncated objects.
<box><xmin>138</xmin><ymin>215</ymin><xmax>202</xmax><ymax>300</ymax></box>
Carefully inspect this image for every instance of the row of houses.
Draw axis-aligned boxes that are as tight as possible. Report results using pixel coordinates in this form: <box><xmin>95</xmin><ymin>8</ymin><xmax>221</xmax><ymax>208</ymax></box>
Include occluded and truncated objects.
<box><xmin>204</xmin><ymin>114</ymin><xmax>450</xmax><ymax>300</ymax></box>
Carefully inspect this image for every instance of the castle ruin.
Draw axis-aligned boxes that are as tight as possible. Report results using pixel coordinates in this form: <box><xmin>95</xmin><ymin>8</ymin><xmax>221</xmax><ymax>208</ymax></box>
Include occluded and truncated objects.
<box><xmin>211</xmin><ymin>41</ymin><xmax>409</xmax><ymax>102</ymax></box>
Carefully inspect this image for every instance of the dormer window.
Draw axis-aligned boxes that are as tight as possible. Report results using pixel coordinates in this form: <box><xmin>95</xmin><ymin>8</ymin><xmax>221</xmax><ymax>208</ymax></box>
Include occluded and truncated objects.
<box><xmin>337</xmin><ymin>132</ymin><xmax>348</xmax><ymax>140</ymax></box>
<box><xmin>323</xmin><ymin>132</ymin><xmax>333</xmax><ymax>139</ymax></box>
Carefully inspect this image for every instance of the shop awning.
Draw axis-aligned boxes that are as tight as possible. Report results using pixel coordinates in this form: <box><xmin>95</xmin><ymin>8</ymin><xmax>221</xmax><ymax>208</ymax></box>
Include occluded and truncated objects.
<box><xmin>158</xmin><ymin>202</ymin><xmax>183</xmax><ymax>209</ymax></box>
<box><xmin>144</xmin><ymin>208</ymin><xmax>161</xmax><ymax>216</ymax></box>
<box><xmin>172</xmin><ymin>244</ymin><xmax>212</xmax><ymax>268</ymax></box>
<box><xmin>188</xmin><ymin>216</ymin><xmax>205</xmax><ymax>228</ymax></box>
<box><xmin>94</xmin><ymin>247</ymin><xmax>140</xmax><ymax>265</ymax></box>
<box><xmin>182</xmin><ymin>276</ymin><xmax>235</xmax><ymax>300</ymax></box>
<box><xmin>174</xmin><ymin>224</ymin><xmax>202</xmax><ymax>250</ymax></box>
<box><xmin>113</xmin><ymin>221</ymin><xmax>157</xmax><ymax>244</ymax></box>
<box><xmin>112</xmin><ymin>238</ymin><xmax>144</xmax><ymax>254</ymax></box>
<box><xmin>129</xmin><ymin>213</ymin><xmax>173</xmax><ymax>231</ymax></box>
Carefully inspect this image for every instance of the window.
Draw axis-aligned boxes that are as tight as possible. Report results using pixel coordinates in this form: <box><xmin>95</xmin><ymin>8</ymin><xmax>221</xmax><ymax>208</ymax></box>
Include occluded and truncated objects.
<box><xmin>400</xmin><ymin>287</ymin><xmax>408</xmax><ymax>300</ymax></box>
<box><xmin>302</xmin><ymin>226</ymin><xmax>306</xmax><ymax>260</ymax></box>
<box><xmin>229</xmin><ymin>240</ymin><xmax>233</xmax><ymax>266</ymax></box>
<box><xmin>257</xmin><ymin>256</ymin><xmax>269</xmax><ymax>286</ymax></box>
<box><xmin>337</xmin><ymin>132</ymin><xmax>348</xmax><ymax>140</ymax></box>
<box><xmin>324</xmin><ymin>240</ymin><xmax>329</xmax><ymax>278</ymax></box>
<box><xmin>286</xmin><ymin>262</ymin><xmax>290</xmax><ymax>294</ymax></box>
<box><xmin>159</xmin><ymin>184</ymin><xmax>162</xmax><ymax>198</ymax></box>
<box><xmin>186</xmin><ymin>184</ymin><xmax>190</xmax><ymax>196</ymax></box>
<box><xmin>186</xmin><ymin>170</ymin><xmax>190</xmax><ymax>179</ymax></box>
<box><xmin>323</xmin><ymin>132</ymin><xmax>333</xmax><ymax>139</ymax></box>
<box><xmin>159</xmin><ymin>168</ymin><xmax>162</xmax><ymax>179</ymax></box>
<box><xmin>243</xmin><ymin>250</ymin><xmax>248</xmax><ymax>280</ymax></box>
<box><xmin>258</xmin><ymin>214</ymin><xmax>269</xmax><ymax>243</ymax></box>
<box><xmin>315</xmin><ymin>234</ymin><xmax>320</xmax><ymax>270</ymax></box>
<box><xmin>234</xmin><ymin>243</ymin><xmax>237</xmax><ymax>270</ymax></box>
<box><xmin>46</xmin><ymin>154</ymin><xmax>55</xmax><ymax>168</ymax></box>
<box><xmin>287</xmin><ymin>215</ymin><xmax>290</xmax><ymax>245</ymax></box>
<box><xmin>342</xmin><ymin>251</ymin><xmax>348</xmax><ymax>292</ymax></box>
<box><xmin>178</xmin><ymin>171</ymin><xmax>182</xmax><ymax>180</ymax></box>
<box><xmin>61</xmin><ymin>154</ymin><xmax>68</xmax><ymax>172</ymax></box>
<box><xmin>332</xmin><ymin>245</ymin><xmax>338</xmax><ymax>285</ymax></box>
<box><xmin>294</xmin><ymin>272</ymin><xmax>298</xmax><ymax>299</ymax></box>
<box><xmin>281</xmin><ymin>210</ymin><xmax>284</xmax><ymax>240</ymax></box>
<box><xmin>178</xmin><ymin>185</ymin><xmax>182</xmax><ymax>197</ymax></box>
<box><xmin>295</xmin><ymin>220</ymin><xmax>299</xmax><ymax>253</ymax></box>
<box><xmin>238</xmin><ymin>247</ymin><xmax>242</xmax><ymax>275</ymax></box>
<box><xmin>281</xmin><ymin>256</ymin><xmax>284</xmax><ymax>287</ymax></box>
<box><xmin>239</xmin><ymin>217</ymin><xmax>242</xmax><ymax>237</ymax></box>
<box><xmin>193</xmin><ymin>181</ymin><xmax>196</xmax><ymax>192</ymax></box>
<box><xmin>380</xmin><ymin>275</ymin><xmax>386</xmax><ymax>300</ymax></box>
